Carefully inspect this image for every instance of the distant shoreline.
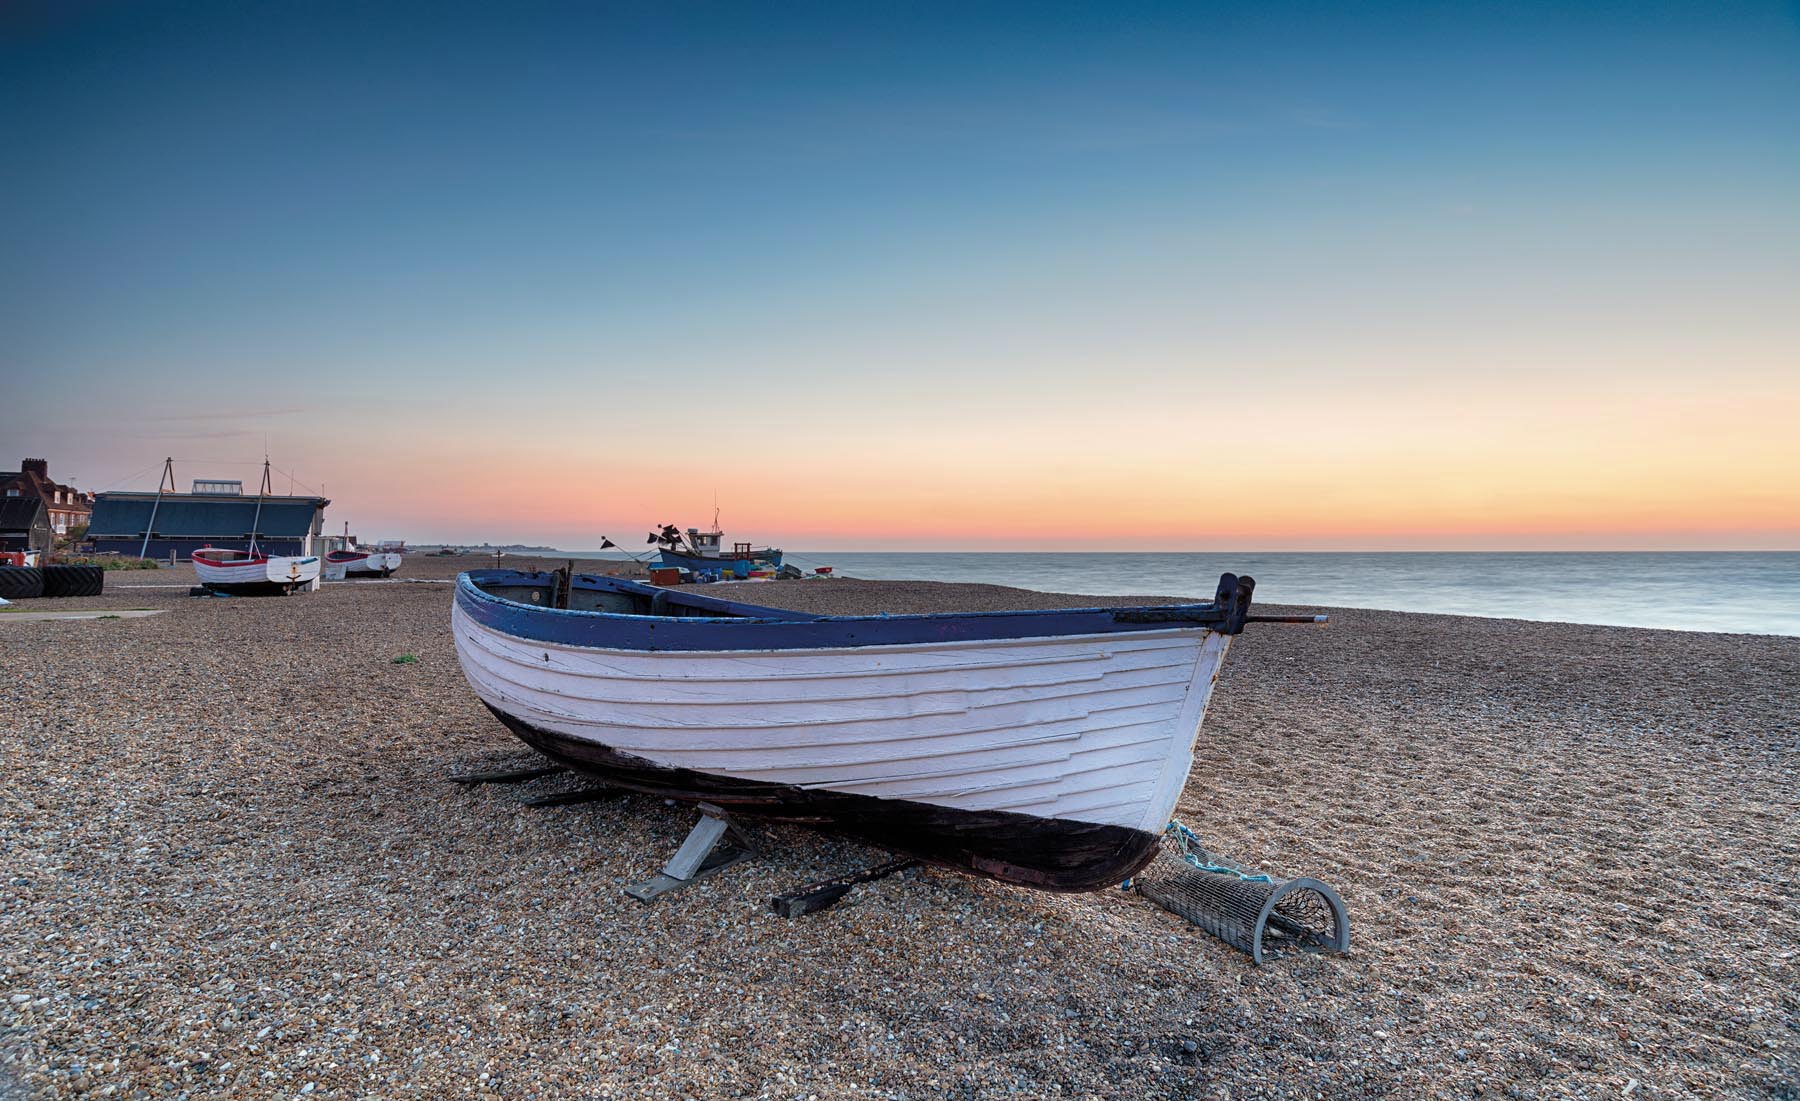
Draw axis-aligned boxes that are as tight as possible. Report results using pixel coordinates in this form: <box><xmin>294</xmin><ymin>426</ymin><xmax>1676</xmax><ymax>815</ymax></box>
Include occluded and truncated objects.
<box><xmin>429</xmin><ymin>549</ymin><xmax>1799</xmax><ymax>636</ymax></box>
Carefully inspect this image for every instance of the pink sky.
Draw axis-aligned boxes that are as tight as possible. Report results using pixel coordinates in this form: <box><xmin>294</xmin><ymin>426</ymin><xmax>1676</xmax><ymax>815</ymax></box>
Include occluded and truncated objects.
<box><xmin>34</xmin><ymin>363</ymin><xmax>1792</xmax><ymax>551</ymax></box>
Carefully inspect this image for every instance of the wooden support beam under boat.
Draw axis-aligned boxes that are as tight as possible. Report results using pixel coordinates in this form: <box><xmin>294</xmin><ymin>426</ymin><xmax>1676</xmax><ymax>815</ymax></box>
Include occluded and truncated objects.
<box><xmin>446</xmin><ymin>763</ymin><xmax>566</xmax><ymax>785</ymax></box>
<box><xmin>770</xmin><ymin>857</ymin><xmax>920</xmax><ymax>919</ymax></box>
<box><xmin>519</xmin><ymin>786</ymin><xmax>626</xmax><ymax>807</ymax></box>
<box><xmin>624</xmin><ymin>804</ymin><xmax>757</xmax><ymax>903</ymax></box>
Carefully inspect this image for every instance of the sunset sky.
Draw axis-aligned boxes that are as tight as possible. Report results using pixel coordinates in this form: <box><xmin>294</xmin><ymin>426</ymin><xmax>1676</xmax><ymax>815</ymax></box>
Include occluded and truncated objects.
<box><xmin>4</xmin><ymin>2</ymin><xmax>1797</xmax><ymax>550</ymax></box>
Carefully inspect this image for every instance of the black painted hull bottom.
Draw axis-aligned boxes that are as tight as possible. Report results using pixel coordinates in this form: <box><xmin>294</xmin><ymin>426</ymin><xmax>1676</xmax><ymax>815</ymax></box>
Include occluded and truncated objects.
<box><xmin>486</xmin><ymin>706</ymin><xmax>1162</xmax><ymax>893</ymax></box>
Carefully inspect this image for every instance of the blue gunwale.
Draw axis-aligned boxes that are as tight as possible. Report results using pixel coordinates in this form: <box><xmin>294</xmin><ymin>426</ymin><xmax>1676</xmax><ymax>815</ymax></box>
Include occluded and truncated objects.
<box><xmin>456</xmin><ymin>569</ymin><xmax>1224</xmax><ymax>653</ymax></box>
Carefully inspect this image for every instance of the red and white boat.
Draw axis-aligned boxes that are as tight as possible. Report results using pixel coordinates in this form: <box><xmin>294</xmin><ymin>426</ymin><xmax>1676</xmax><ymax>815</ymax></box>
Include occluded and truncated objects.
<box><xmin>192</xmin><ymin>548</ymin><xmax>321</xmax><ymax>595</ymax></box>
<box><xmin>325</xmin><ymin>548</ymin><xmax>403</xmax><ymax>577</ymax></box>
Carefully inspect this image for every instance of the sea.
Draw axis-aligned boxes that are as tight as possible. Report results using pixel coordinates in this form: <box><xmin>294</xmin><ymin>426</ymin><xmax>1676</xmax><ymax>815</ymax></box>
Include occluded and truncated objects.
<box><xmin>565</xmin><ymin>550</ymin><xmax>1800</xmax><ymax>637</ymax></box>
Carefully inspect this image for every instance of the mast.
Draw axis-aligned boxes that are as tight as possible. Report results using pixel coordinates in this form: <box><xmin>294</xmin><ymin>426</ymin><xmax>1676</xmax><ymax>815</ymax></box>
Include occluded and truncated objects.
<box><xmin>248</xmin><ymin>458</ymin><xmax>271</xmax><ymax>556</ymax></box>
<box><xmin>139</xmin><ymin>457</ymin><xmax>174</xmax><ymax>559</ymax></box>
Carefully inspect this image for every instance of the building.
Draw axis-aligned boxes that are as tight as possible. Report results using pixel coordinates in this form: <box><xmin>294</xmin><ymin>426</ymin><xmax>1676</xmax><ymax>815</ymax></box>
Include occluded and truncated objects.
<box><xmin>87</xmin><ymin>481</ymin><xmax>331</xmax><ymax>559</ymax></box>
<box><xmin>1</xmin><ymin>458</ymin><xmax>92</xmax><ymax>540</ymax></box>
<box><xmin>0</xmin><ymin>497</ymin><xmax>51</xmax><ymax>554</ymax></box>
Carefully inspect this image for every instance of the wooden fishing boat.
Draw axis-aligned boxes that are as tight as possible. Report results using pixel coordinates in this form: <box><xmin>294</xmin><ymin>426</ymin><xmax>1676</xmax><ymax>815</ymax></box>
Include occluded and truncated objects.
<box><xmin>192</xmin><ymin>547</ymin><xmax>321</xmax><ymax>594</ymax></box>
<box><xmin>453</xmin><ymin>567</ymin><xmax>1309</xmax><ymax>891</ymax></box>
<box><xmin>325</xmin><ymin>548</ymin><xmax>403</xmax><ymax>577</ymax></box>
<box><xmin>184</xmin><ymin>461</ymin><xmax>322</xmax><ymax>595</ymax></box>
<box><xmin>647</xmin><ymin>522</ymin><xmax>782</xmax><ymax>577</ymax></box>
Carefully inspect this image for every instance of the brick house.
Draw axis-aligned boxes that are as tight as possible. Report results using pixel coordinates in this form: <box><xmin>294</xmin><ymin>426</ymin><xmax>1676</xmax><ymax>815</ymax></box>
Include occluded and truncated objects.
<box><xmin>0</xmin><ymin>459</ymin><xmax>93</xmax><ymax>540</ymax></box>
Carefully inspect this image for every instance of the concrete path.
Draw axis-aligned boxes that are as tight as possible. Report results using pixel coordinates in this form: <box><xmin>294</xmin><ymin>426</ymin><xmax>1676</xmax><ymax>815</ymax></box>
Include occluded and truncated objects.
<box><xmin>0</xmin><ymin>609</ymin><xmax>167</xmax><ymax>622</ymax></box>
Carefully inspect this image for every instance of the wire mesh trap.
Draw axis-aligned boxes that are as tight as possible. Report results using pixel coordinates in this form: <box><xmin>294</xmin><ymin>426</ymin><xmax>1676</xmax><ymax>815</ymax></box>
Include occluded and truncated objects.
<box><xmin>1132</xmin><ymin>824</ymin><xmax>1349</xmax><ymax>965</ymax></box>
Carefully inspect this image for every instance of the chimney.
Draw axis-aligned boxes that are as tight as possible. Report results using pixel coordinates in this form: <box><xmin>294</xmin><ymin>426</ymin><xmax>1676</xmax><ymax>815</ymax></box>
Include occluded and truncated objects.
<box><xmin>21</xmin><ymin>458</ymin><xmax>47</xmax><ymax>477</ymax></box>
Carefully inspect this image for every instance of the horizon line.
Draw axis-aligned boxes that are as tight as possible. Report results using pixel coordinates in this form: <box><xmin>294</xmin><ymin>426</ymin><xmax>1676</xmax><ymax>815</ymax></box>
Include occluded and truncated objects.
<box><xmin>443</xmin><ymin>544</ymin><xmax>1800</xmax><ymax>555</ymax></box>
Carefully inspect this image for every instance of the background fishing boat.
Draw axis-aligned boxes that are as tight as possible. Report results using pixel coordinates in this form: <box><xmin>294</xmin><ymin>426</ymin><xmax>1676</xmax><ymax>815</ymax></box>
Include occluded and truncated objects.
<box><xmin>326</xmin><ymin>548</ymin><xmax>403</xmax><ymax>577</ymax></box>
<box><xmin>193</xmin><ymin>547</ymin><xmax>321</xmax><ymax>594</ymax></box>
<box><xmin>181</xmin><ymin>459</ymin><xmax>323</xmax><ymax>594</ymax></box>
<box><xmin>451</xmin><ymin>567</ymin><xmax>1308</xmax><ymax>891</ymax></box>
<box><xmin>647</xmin><ymin>520</ymin><xmax>782</xmax><ymax>577</ymax></box>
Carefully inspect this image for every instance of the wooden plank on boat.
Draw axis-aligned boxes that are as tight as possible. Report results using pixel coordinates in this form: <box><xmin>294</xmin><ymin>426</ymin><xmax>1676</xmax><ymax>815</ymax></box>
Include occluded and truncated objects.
<box><xmin>770</xmin><ymin>857</ymin><xmax>919</xmax><ymax>919</ymax></box>
<box><xmin>519</xmin><ymin>786</ymin><xmax>623</xmax><ymax>807</ymax></box>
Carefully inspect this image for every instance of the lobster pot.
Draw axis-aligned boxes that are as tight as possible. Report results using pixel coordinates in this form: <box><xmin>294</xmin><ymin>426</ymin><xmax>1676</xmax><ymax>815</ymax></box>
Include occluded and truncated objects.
<box><xmin>1134</xmin><ymin>847</ymin><xmax>1349</xmax><ymax>965</ymax></box>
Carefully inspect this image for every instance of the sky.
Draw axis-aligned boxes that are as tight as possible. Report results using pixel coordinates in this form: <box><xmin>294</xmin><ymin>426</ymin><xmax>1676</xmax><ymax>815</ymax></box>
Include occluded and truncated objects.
<box><xmin>3</xmin><ymin>2</ymin><xmax>1797</xmax><ymax>550</ymax></box>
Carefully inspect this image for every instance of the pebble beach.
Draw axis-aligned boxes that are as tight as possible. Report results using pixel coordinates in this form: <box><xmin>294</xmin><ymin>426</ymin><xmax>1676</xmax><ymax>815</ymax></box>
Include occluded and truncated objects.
<box><xmin>1</xmin><ymin>557</ymin><xmax>1795</xmax><ymax>1100</ymax></box>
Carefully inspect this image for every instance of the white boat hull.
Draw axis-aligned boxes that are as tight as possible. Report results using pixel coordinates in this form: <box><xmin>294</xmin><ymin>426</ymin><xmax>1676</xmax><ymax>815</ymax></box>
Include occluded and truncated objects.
<box><xmin>342</xmin><ymin>552</ymin><xmax>402</xmax><ymax>575</ymax></box>
<box><xmin>452</xmin><ymin>602</ymin><xmax>1230</xmax><ymax>838</ymax></box>
<box><xmin>194</xmin><ymin>555</ymin><xmax>321</xmax><ymax>592</ymax></box>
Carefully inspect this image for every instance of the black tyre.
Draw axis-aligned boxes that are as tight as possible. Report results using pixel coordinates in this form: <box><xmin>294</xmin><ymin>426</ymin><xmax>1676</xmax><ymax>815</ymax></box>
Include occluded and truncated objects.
<box><xmin>0</xmin><ymin>566</ymin><xmax>45</xmax><ymax>600</ymax></box>
<box><xmin>42</xmin><ymin>565</ymin><xmax>104</xmax><ymax>598</ymax></box>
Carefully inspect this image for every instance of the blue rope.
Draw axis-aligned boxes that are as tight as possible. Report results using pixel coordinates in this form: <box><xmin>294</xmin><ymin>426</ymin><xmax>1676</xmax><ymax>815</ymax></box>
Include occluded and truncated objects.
<box><xmin>1164</xmin><ymin>821</ymin><xmax>1273</xmax><ymax>883</ymax></box>
<box><xmin>1122</xmin><ymin>820</ymin><xmax>1275</xmax><ymax>890</ymax></box>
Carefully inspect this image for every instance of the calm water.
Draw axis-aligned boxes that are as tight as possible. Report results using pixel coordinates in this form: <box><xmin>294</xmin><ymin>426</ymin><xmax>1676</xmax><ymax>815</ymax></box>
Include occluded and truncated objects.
<box><xmin>637</xmin><ymin>551</ymin><xmax>1800</xmax><ymax>637</ymax></box>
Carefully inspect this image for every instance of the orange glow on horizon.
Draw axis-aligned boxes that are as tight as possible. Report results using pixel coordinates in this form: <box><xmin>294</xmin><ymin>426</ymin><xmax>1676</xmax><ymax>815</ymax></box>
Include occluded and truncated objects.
<box><xmin>80</xmin><ymin>354</ymin><xmax>1800</xmax><ymax>552</ymax></box>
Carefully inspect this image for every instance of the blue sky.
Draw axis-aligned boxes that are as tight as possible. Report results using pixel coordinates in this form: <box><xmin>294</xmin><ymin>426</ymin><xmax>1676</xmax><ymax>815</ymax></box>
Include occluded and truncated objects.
<box><xmin>4</xmin><ymin>2</ymin><xmax>1797</xmax><ymax>548</ymax></box>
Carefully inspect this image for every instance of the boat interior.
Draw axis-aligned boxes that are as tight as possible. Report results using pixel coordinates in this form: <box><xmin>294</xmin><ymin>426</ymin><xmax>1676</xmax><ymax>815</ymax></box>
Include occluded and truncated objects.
<box><xmin>467</xmin><ymin>568</ymin><xmax>818</xmax><ymax>621</ymax></box>
<box><xmin>465</xmin><ymin>568</ymin><xmax>1260</xmax><ymax>632</ymax></box>
<box><xmin>193</xmin><ymin>548</ymin><xmax>262</xmax><ymax>563</ymax></box>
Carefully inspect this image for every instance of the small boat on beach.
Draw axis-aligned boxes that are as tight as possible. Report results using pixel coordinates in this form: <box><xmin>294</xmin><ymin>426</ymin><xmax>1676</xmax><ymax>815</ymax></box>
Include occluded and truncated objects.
<box><xmin>326</xmin><ymin>548</ymin><xmax>403</xmax><ymax>577</ymax></box>
<box><xmin>452</xmin><ymin>567</ymin><xmax>1314</xmax><ymax>891</ymax></box>
<box><xmin>184</xmin><ymin>460</ymin><xmax>322</xmax><ymax>595</ymax></box>
<box><xmin>192</xmin><ymin>547</ymin><xmax>321</xmax><ymax>594</ymax></box>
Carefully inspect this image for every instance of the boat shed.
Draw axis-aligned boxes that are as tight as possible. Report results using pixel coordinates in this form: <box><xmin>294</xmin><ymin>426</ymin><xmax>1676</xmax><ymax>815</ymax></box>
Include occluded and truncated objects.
<box><xmin>87</xmin><ymin>490</ymin><xmax>331</xmax><ymax>559</ymax></box>
<box><xmin>0</xmin><ymin>497</ymin><xmax>52</xmax><ymax>554</ymax></box>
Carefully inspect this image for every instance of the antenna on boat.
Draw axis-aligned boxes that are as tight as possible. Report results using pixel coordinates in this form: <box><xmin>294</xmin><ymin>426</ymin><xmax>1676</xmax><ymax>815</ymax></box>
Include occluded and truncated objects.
<box><xmin>140</xmin><ymin>457</ymin><xmax>175</xmax><ymax>559</ymax></box>
<box><xmin>248</xmin><ymin>456</ymin><xmax>271</xmax><ymax>556</ymax></box>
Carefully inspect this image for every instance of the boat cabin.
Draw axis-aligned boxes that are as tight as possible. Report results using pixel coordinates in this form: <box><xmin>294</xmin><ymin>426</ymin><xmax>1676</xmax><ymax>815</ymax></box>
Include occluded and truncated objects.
<box><xmin>685</xmin><ymin>528</ymin><xmax>724</xmax><ymax>558</ymax></box>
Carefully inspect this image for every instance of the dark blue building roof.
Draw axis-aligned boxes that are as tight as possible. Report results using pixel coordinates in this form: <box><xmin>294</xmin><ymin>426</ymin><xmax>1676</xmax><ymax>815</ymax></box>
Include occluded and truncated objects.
<box><xmin>89</xmin><ymin>492</ymin><xmax>329</xmax><ymax>539</ymax></box>
<box><xmin>0</xmin><ymin>496</ymin><xmax>47</xmax><ymax>533</ymax></box>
